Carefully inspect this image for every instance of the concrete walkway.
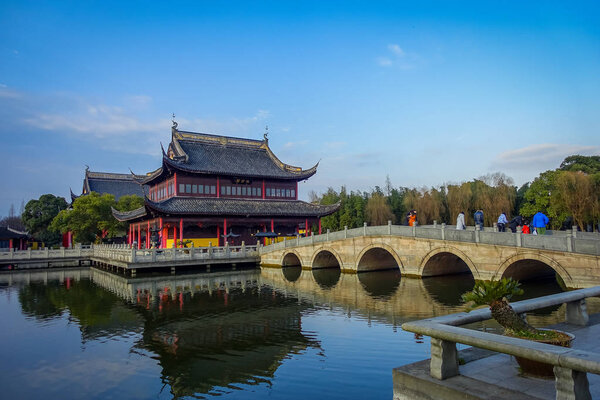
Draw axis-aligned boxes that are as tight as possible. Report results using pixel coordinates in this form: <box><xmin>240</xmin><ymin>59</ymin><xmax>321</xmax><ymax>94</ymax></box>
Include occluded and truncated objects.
<box><xmin>394</xmin><ymin>315</ymin><xmax>600</xmax><ymax>399</ymax></box>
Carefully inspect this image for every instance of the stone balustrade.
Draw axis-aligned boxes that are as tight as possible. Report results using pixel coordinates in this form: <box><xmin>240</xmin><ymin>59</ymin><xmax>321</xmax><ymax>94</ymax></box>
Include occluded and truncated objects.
<box><xmin>401</xmin><ymin>286</ymin><xmax>600</xmax><ymax>400</ymax></box>
<box><xmin>262</xmin><ymin>222</ymin><xmax>600</xmax><ymax>256</ymax></box>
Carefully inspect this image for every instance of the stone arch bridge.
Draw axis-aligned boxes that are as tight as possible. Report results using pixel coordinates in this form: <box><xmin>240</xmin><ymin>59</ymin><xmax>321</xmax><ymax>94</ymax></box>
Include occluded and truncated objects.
<box><xmin>259</xmin><ymin>224</ymin><xmax>600</xmax><ymax>289</ymax></box>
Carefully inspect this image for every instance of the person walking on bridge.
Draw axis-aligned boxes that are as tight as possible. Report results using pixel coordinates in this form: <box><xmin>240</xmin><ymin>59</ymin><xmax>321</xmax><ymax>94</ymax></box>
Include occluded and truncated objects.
<box><xmin>532</xmin><ymin>211</ymin><xmax>549</xmax><ymax>235</ymax></box>
<box><xmin>456</xmin><ymin>212</ymin><xmax>466</xmax><ymax>230</ymax></box>
<box><xmin>474</xmin><ymin>209</ymin><xmax>484</xmax><ymax>230</ymax></box>
<box><xmin>497</xmin><ymin>212</ymin><xmax>508</xmax><ymax>232</ymax></box>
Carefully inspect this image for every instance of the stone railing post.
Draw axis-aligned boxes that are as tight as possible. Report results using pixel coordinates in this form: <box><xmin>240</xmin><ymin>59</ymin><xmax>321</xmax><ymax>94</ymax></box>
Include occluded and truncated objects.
<box><xmin>189</xmin><ymin>242</ymin><xmax>194</xmax><ymax>259</ymax></box>
<box><xmin>344</xmin><ymin>225</ymin><xmax>348</xmax><ymax>239</ymax></box>
<box><xmin>566</xmin><ymin>299</ymin><xmax>589</xmax><ymax>326</ymax></box>
<box><xmin>554</xmin><ymin>366</ymin><xmax>591</xmax><ymax>400</ymax></box>
<box><xmin>225</xmin><ymin>242</ymin><xmax>230</xmax><ymax>258</ymax></box>
<box><xmin>311</xmin><ymin>234</ymin><xmax>314</xmax><ymax>244</ymax></box>
<box><xmin>566</xmin><ymin>231</ymin><xmax>573</xmax><ymax>252</ymax></box>
<box><xmin>412</xmin><ymin>224</ymin><xmax>416</xmax><ymax>237</ymax></box>
<box><xmin>208</xmin><ymin>242</ymin><xmax>213</xmax><ymax>259</ymax></box>
<box><xmin>493</xmin><ymin>222</ymin><xmax>498</xmax><ymax>232</ymax></box>
<box><xmin>388</xmin><ymin>220</ymin><xmax>392</xmax><ymax>235</ymax></box>
<box><xmin>241</xmin><ymin>241</ymin><xmax>246</xmax><ymax>257</ymax></box>
<box><xmin>572</xmin><ymin>226</ymin><xmax>577</xmax><ymax>239</ymax></box>
<box><xmin>60</xmin><ymin>246</ymin><xmax>65</xmax><ymax>257</ymax></box>
<box><xmin>441</xmin><ymin>223</ymin><xmax>446</xmax><ymax>240</ymax></box>
<box><xmin>475</xmin><ymin>224</ymin><xmax>480</xmax><ymax>243</ymax></box>
<box><xmin>9</xmin><ymin>248</ymin><xmax>14</xmax><ymax>259</ymax></box>
<box><xmin>326</xmin><ymin>229</ymin><xmax>330</xmax><ymax>241</ymax></box>
<box><xmin>27</xmin><ymin>248</ymin><xmax>32</xmax><ymax>259</ymax></box>
<box><xmin>151</xmin><ymin>248</ymin><xmax>157</xmax><ymax>262</ymax></box>
<box><xmin>131</xmin><ymin>247</ymin><xmax>136</xmax><ymax>263</ymax></box>
<box><xmin>433</xmin><ymin>220</ymin><xmax>437</xmax><ymax>228</ymax></box>
<box><xmin>516</xmin><ymin>226</ymin><xmax>522</xmax><ymax>247</ymax></box>
<box><xmin>363</xmin><ymin>222</ymin><xmax>367</xmax><ymax>236</ymax></box>
<box><xmin>430</xmin><ymin>338</ymin><xmax>459</xmax><ymax>380</ymax></box>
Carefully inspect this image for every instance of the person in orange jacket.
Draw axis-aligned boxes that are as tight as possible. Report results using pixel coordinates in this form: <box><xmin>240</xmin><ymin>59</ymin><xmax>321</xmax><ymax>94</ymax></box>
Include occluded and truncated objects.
<box><xmin>408</xmin><ymin>210</ymin><xmax>418</xmax><ymax>227</ymax></box>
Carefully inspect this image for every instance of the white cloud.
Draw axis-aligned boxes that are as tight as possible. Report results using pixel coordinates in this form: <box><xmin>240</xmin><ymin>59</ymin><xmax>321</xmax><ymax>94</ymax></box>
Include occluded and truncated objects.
<box><xmin>491</xmin><ymin>143</ymin><xmax>600</xmax><ymax>171</ymax></box>
<box><xmin>17</xmin><ymin>90</ymin><xmax>270</xmax><ymax>155</ymax></box>
<box><xmin>377</xmin><ymin>57</ymin><xmax>393</xmax><ymax>67</ymax></box>
<box><xmin>388</xmin><ymin>44</ymin><xmax>405</xmax><ymax>57</ymax></box>
<box><xmin>376</xmin><ymin>43</ymin><xmax>419</xmax><ymax>69</ymax></box>
<box><xmin>283</xmin><ymin>140</ymin><xmax>308</xmax><ymax>149</ymax></box>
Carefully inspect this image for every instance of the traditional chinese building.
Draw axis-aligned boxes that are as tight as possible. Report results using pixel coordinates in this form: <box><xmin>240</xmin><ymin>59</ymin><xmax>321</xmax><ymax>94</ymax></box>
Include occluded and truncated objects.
<box><xmin>112</xmin><ymin>123</ymin><xmax>339</xmax><ymax>249</ymax></box>
<box><xmin>71</xmin><ymin>168</ymin><xmax>145</xmax><ymax>202</ymax></box>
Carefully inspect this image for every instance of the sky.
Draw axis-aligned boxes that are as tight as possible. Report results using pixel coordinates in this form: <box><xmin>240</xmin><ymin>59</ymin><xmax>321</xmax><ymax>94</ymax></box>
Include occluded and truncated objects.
<box><xmin>1</xmin><ymin>1</ymin><xmax>599</xmax><ymax>215</ymax></box>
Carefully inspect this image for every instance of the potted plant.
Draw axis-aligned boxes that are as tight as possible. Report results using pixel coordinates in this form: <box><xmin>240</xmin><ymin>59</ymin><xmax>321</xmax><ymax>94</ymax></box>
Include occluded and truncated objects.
<box><xmin>461</xmin><ymin>278</ymin><xmax>573</xmax><ymax>377</ymax></box>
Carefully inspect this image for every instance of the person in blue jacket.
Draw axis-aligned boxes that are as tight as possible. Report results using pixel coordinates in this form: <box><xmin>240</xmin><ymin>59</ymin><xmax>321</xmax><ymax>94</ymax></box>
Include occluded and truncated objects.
<box><xmin>532</xmin><ymin>211</ymin><xmax>549</xmax><ymax>235</ymax></box>
<box><xmin>474</xmin><ymin>209</ymin><xmax>484</xmax><ymax>230</ymax></box>
<box><xmin>497</xmin><ymin>212</ymin><xmax>508</xmax><ymax>232</ymax></box>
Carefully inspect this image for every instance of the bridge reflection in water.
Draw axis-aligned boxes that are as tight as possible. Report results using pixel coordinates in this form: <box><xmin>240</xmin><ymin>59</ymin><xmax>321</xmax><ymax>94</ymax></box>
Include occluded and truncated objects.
<box><xmin>4</xmin><ymin>265</ymin><xmax>600</xmax><ymax>399</ymax></box>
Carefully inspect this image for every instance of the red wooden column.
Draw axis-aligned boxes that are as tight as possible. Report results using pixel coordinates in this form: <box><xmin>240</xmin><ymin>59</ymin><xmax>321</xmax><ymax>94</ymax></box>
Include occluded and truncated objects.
<box><xmin>217</xmin><ymin>226</ymin><xmax>220</xmax><ymax>246</ymax></box>
<box><xmin>295</xmin><ymin>182</ymin><xmax>298</xmax><ymax>200</ymax></box>
<box><xmin>262</xmin><ymin>180</ymin><xmax>265</xmax><ymax>199</ymax></box>
<box><xmin>319</xmin><ymin>219</ymin><xmax>322</xmax><ymax>235</ymax></box>
<box><xmin>159</xmin><ymin>218</ymin><xmax>163</xmax><ymax>248</ymax></box>
<box><xmin>305</xmin><ymin>219</ymin><xmax>309</xmax><ymax>236</ymax></box>
<box><xmin>223</xmin><ymin>218</ymin><xmax>228</xmax><ymax>244</ymax></box>
<box><xmin>174</xmin><ymin>173</ymin><xmax>178</xmax><ymax>195</ymax></box>
<box><xmin>147</xmin><ymin>221</ymin><xmax>150</xmax><ymax>249</ymax></box>
<box><xmin>217</xmin><ymin>177</ymin><xmax>220</xmax><ymax>198</ymax></box>
<box><xmin>8</xmin><ymin>239</ymin><xmax>12</xmax><ymax>250</ymax></box>
<box><xmin>128</xmin><ymin>224</ymin><xmax>131</xmax><ymax>245</ymax></box>
<box><xmin>271</xmin><ymin>219</ymin><xmax>274</xmax><ymax>232</ymax></box>
<box><xmin>179</xmin><ymin>219</ymin><xmax>183</xmax><ymax>246</ymax></box>
<box><xmin>138</xmin><ymin>224</ymin><xmax>141</xmax><ymax>249</ymax></box>
<box><xmin>173</xmin><ymin>226</ymin><xmax>177</xmax><ymax>248</ymax></box>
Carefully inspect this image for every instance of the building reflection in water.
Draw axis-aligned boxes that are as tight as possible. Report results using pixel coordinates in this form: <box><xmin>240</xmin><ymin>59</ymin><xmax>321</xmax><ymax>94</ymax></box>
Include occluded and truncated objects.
<box><xmin>4</xmin><ymin>264</ymin><xmax>591</xmax><ymax>399</ymax></box>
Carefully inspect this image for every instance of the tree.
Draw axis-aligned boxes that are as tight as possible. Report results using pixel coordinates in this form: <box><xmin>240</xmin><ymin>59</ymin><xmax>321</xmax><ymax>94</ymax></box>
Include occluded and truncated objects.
<box><xmin>50</xmin><ymin>193</ymin><xmax>117</xmax><ymax>243</ymax></box>
<box><xmin>554</xmin><ymin>171</ymin><xmax>595</xmax><ymax>231</ymax></box>
<box><xmin>22</xmin><ymin>194</ymin><xmax>68</xmax><ymax>246</ymax></box>
<box><xmin>519</xmin><ymin>170</ymin><xmax>567</xmax><ymax>229</ymax></box>
<box><xmin>559</xmin><ymin>155</ymin><xmax>600</xmax><ymax>174</ymax></box>
<box><xmin>365</xmin><ymin>193</ymin><xmax>394</xmax><ymax>225</ymax></box>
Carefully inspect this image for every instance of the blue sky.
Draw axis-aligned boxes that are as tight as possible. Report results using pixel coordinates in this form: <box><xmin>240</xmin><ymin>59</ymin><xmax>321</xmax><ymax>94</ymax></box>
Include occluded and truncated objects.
<box><xmin>1</xmin><ymin>1</ymin><xmax>599</xmax><ymax>215</ymax></box>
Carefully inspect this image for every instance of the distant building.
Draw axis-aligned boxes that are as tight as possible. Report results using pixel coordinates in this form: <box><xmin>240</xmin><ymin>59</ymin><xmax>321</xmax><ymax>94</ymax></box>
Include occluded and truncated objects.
<box><xmin>112</xmin><ymin>122</ymin><xmax>339</xmax><ymax>248</ymax></box>
<box><xmin>0</xmin><ymin>226</ymin><xmax>28</xmax><ymax>250</ymax></box>
<box><xmin>71</xmin><ymin>168</ymin><xmax>145</xmax><ymax>203</ymax></box>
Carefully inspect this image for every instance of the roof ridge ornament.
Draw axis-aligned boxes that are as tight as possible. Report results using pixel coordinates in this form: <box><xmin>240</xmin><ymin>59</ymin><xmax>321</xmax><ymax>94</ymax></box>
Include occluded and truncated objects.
<box><xmin>264</xmin><ymin>125</ymin><xmax>269</xmax><ymax>144</ymax></box>
<box><xmin>172</xmin><ymin>113</ymin><xmax>178</xmax><ymax>129</ymax></box>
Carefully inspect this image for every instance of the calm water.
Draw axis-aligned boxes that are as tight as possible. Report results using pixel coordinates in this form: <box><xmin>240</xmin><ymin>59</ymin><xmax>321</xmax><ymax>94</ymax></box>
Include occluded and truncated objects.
<box><xmin>0</xmin><ymin>266</ymin><xmax>572</xmax><ymax>399</ymax></box>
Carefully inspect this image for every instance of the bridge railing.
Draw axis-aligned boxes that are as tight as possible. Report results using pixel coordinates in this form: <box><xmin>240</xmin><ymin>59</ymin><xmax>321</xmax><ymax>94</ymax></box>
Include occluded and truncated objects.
<box><xmin>401</xmin><ymin>286</ymin><xmax>600</xmax><ymax>399</ymax></box>
<box><xmin>92</xmin><ymin>243</ymin><xmax>259</xmax><ymax>264</ymax></box>
<box><xmin>0</xmin><ymin>245</ymin><xmax>94</xmax><ymax>261</ymax></box>
<box><xmin>261</xmin><ymin>223</ymin><xmax>600</xmax><ymax>255</ymax></box>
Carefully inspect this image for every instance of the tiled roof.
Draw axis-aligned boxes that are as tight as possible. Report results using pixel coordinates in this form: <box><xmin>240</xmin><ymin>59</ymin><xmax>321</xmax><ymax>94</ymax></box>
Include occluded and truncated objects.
<box><xmin>111</xmin><ymin>206</ymin><xmax>147</xmax><ymax>221</ymax></box>
<box><xmin>162</xmin><ymin>130</ymin><xmax>318</xmax><ymax>181</ymax></box>
<box><xmin>0</xmin><ymin>226</ymin><xmax>28</xmax><ymax>239</ymax></box>
<box><xmin>112</xmin><ymin>197</ymin><xmax>340</xmax><ymax>221</ymax></box>
<box><xmin>84</xmin><ymin>170</ymin><xmax>145</xmax><ymax>200</ymax></box>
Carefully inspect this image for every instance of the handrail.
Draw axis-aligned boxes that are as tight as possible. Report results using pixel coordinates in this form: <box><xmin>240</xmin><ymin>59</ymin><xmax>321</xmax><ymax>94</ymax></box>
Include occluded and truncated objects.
<box><xmin>401</xmin><ymin>286</ymin><xmax>600</xmax><ymax>398</ymax></box>
<box><xmin>260</xmin><ymin>223</ymin><xmax>600</xmax><ymax>256</ymax></box>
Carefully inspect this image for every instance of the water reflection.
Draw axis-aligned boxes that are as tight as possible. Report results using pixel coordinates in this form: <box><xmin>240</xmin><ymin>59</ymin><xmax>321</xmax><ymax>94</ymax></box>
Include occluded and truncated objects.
<box><xmin>421</xmin><ymin>274</ymin><xmax>475</xmax><ymax>306</ymax></box>
<box><xmin>358</xmin><ymin>269</ymin><xmax>401</xmax><ymax>299</ymax></box>
<box><xmin>1</xmin><ymin>266</ymin><xmax>595</xmax><ymax>400</ymax></box>
<box><xmin>282</xmin><ymin>265</ymin><xmax>302</xmax><ymax>282</ymax></box>
<box><xmin>311</xmin><ymin>268</ymin><xmax>341</xmax><ymax>289</ymax></box>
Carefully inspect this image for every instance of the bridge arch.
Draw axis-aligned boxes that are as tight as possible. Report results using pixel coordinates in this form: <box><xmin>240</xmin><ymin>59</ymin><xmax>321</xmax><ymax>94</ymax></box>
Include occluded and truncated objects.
<box><xmin>419</xmin><ymin>247</ymin><xmax>480</xmax><ymax>280</ymax></box>
<box><xmin>495</xmin><ymin>252</ymin><xmax>573</xmax><ymax>288</ymax></box>
<box><xmin>281</xmin><ymin>250</ymin><xmax>304</xmax><ymax>268</ymax></box>
<box><xmin>355</xmin><ymin>243</ymin><xmax>403</xmax><ymax>273</ymax></box>
<box><xmin>311</xmin><ymin>247</ymin><xmax>343</xmax><ymax>270</ymax></box>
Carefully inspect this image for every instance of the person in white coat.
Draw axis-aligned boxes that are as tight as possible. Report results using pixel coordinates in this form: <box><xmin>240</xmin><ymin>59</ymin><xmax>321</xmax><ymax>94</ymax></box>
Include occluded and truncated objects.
<box><xmin>456</xmin><ymin>212</ymin><xmax>466</xmax><ymax>230</ymax></box>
